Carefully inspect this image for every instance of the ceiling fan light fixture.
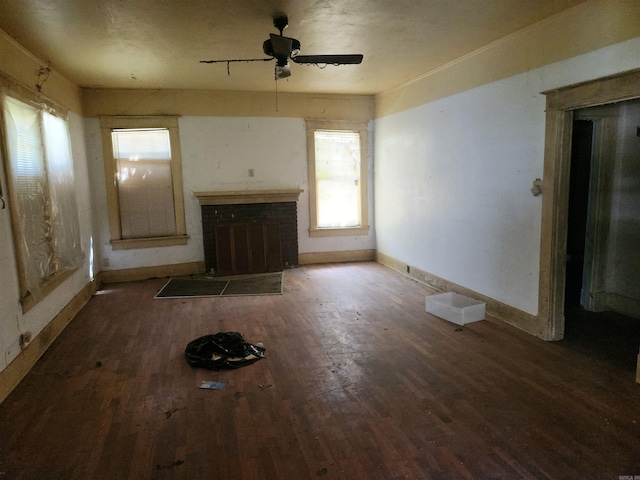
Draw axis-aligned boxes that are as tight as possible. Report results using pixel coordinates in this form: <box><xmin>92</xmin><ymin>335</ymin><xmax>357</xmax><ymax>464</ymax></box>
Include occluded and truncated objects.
<box><xmin>275</xmin><ymin>63</ymin><xmax>291</xmax><ymax>79</ymax></box>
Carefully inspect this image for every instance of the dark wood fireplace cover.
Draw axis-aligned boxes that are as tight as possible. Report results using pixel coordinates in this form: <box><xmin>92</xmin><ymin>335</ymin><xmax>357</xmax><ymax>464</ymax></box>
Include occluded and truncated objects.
<box><xmin>201</xmin><ymin>202</ymin><xmax>298</xmax><ymax>275</ymax></box>
<box><xmin>215</xmin><ymin>222</ymin><xmax>282</xmax><ymax>276</ymax></box>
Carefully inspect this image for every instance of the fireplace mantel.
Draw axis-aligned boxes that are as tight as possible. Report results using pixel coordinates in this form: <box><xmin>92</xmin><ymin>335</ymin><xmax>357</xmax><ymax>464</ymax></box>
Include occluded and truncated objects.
<box><xmin>195</xmin><ymin>189</ymin><xmax>303</xmax><ymax>205</ymax></box>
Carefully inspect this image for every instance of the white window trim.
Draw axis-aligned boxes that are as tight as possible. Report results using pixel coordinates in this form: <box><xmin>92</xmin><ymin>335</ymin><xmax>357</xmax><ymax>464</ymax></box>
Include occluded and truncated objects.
<box><xmin>100</xmin><ymin>116</ymin><xmax>187</xmax><ymax>249</ymax></box>
<box><xmin>306</xmin><ymin>119</ymin><xmax>370</xmax><ymax>237</ymax></box>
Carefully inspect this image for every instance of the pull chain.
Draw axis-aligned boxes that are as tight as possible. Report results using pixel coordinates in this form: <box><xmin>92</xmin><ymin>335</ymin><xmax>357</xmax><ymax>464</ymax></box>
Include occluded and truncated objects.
<box><xmin>275</xmin><ymin>70</ymin><xmax>279</xmax><ymax>113</ymax></box>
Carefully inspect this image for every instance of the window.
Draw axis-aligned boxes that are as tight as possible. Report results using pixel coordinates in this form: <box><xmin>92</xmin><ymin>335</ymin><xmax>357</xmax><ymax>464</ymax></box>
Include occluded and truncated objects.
<box><xmin>1</xmin><ymin>93</ymin><xmax>83</xmax><ymax>308</ymax></box>
<box><xmin>100</xmin><ymin>117</ymin><xmax>187</xmax><ymax>249</ymax></box>
<box><xmin>306</xmin><ymin>120</ymin><xmax>369</xmax><ymax>236</ymax></box>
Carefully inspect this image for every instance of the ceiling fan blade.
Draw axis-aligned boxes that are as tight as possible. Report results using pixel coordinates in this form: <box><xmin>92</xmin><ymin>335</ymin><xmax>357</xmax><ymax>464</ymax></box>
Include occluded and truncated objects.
<box><xmin>199</xmin><ymin>58</ymin><xmax>273</xmax><ymax>64</ymax></box>
<box><xmin>292</xmin><ymin>54</ymin><xmax>363</xmax><ymax>65</ymax></box>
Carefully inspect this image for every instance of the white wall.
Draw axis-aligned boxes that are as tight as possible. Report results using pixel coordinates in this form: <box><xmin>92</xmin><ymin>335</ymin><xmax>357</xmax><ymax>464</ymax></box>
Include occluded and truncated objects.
<box><xmin>0</xmin><ymin>139</ymin><xmax>21</xmax><ymax>372</ymax></box>
<box><xmin>606</xmin><ymin>100</ymin><xmax>640</xmax><ymax>311</ymax></box>
<box><xmin>374</xmin><ymin>38</ymin><xmax>640</xmax><ymax>316</ymax></box>
<box><xmin>84</xmin><ymin>115</ymin><xmax>376</xmax><ymax>272</ymax></box>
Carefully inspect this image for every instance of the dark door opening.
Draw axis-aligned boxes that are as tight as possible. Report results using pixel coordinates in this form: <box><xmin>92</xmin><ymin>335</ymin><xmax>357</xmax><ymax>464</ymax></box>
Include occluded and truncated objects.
<box><xmin>563</xmin><ymin>115</ymin><xmax>640</xmax><ymax>374</ymax></box>
<box><xmin>565</xmin><ymin>119</ymin><xmax>593</xmax><ymax>310</ymax></box>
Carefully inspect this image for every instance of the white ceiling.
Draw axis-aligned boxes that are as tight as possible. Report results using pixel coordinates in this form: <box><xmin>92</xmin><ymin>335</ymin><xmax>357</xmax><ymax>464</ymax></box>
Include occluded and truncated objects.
<box><xmin>0</xmin><ymin>0</ymin><xmax>586</xmax><ymax>95</ymax></box>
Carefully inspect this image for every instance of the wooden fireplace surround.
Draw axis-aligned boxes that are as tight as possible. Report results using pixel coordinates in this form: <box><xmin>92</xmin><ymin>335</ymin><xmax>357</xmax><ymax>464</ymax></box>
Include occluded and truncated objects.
<box><xmin>195</xmin><ymin>189</ymin><xmax>302</xmax><ymax>276</ymax></box>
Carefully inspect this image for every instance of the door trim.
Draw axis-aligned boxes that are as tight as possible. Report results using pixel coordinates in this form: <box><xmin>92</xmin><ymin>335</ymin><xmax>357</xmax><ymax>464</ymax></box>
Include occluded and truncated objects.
<box><xmin>539</xmin><ymin>68</ymin><xmax>640</xmax><ymax>340</ymax></box>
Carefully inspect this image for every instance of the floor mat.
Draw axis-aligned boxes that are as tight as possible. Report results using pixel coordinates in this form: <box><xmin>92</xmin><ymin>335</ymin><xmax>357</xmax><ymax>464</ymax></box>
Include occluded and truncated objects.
<box><xmin>154</xmin><ymin>272</ymin><xmax>283</xmax><ymax>298</ymax></box>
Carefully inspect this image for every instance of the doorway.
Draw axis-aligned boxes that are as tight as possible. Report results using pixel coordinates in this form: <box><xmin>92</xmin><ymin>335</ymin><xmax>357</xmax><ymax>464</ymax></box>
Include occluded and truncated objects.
<box><xmin>562</xmin><ymin>107</ymin><xmax>640</xmax><ymax>372</ymax></box>
<box><xmin>539</xmin><ymin>68</ymin><xmax>640</xmax><ymax>342</ymax></box>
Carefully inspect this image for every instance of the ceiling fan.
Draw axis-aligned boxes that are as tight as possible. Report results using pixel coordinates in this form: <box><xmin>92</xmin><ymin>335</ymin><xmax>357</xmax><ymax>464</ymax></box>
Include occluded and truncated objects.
<box><xmin>200</xmin><ymin>15</ymin><xmax>364</xmax><ymax>80</ymax></box>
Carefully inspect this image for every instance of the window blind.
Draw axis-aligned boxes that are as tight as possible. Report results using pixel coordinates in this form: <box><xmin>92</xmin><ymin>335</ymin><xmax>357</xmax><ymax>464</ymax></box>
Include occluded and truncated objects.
<box><xmin>42</xmin><ymin>111</ymin><xmax>83</xmax><ymax>270</ymax></box>
<box><xmin>111</xmin><ymin>128</ymin><xmax>176</xmax><ymax>239</ymax></box>
<box><xmin>314</xmin><ymin>130</ymin><xmax>361</xmax><ymax>228</ymax></box>
<box><xmin>3</xmin><ymin>96</ymin><xmax>53</xmax><ymax>287</ymax></box>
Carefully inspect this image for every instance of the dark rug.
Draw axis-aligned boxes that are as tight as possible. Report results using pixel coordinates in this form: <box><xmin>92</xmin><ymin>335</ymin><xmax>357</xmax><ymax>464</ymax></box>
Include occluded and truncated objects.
<box><xmin>154</xmin><ymin>272</ymin><xmax>283</xmax><ymax>298</ymax></box>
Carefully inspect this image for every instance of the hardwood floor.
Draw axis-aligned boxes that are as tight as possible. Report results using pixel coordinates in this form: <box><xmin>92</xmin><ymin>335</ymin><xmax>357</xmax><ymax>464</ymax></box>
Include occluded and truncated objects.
<box><xmin>0</xmin><ymin>262</ymin><xmax>638</xmax><ymax>479</ymax></box>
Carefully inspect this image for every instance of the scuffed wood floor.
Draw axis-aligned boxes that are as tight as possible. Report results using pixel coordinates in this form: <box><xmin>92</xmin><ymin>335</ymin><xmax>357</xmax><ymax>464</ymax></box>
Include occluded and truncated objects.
<box><xmin>0</xmin><ymin>262</ymin><xmax>639</xmax><ymax>479</ymax></box>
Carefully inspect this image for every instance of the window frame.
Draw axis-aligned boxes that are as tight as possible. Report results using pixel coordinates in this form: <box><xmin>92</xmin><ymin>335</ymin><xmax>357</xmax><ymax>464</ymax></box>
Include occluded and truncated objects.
<box><xmin>306</xmin><ymin>120</ymin><xmax>370</xmax><ymax>237</ymax></box>
<box><xmin>100</xmin><ymin>116</ymin><xmax>187</xmax><ymax>250</ymax></box>
<box><xmin>0</xmin><ymin>89</ymin><xmax>81</xmax><ymax>311</ymax></box>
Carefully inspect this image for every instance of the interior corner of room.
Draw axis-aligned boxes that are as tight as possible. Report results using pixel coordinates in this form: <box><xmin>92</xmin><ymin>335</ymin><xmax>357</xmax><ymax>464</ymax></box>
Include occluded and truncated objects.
<box><xmin>1</xmin><ymin>0</ymin><xmax>640</xmax><ymax>408</ymax></box>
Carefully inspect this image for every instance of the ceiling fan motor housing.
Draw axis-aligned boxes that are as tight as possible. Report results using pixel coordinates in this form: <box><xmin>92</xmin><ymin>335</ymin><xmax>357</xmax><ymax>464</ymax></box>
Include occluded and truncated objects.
<box><xmin>263</xmin><ymin>36</ymin><xmax>301</xmax><ymax>63</ymax></box>
<box><xmin>273</xmin><ymin>15</ymin><xmax>289</xmax><ymax>34</ymax></box>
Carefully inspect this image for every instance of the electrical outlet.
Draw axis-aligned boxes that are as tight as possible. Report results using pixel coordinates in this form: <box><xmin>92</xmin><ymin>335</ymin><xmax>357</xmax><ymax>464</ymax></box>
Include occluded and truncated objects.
<box><xmin>248</xmin><ymin>168</ymin><xmax>255</xmax><ymax>177</ymax></box>
<box><xmin>103</xmin><ymin>258</ymin><xmax>110</xmax><ymax>267</ymax></box>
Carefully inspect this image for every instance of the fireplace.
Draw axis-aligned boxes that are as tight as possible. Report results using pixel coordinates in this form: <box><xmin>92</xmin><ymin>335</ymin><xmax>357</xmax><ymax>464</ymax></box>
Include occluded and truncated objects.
<box><xmin>196</xmin><ymin>190</ymin><xmax>302</xmax><ymax>276</ymax></box>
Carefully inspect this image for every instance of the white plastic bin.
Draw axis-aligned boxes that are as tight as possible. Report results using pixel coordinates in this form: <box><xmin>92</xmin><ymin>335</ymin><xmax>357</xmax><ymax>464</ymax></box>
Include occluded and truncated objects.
<box><xmin>425</xmin><ymin>292</ymin><xmax>485</xmax><ymax>326</ymax></box>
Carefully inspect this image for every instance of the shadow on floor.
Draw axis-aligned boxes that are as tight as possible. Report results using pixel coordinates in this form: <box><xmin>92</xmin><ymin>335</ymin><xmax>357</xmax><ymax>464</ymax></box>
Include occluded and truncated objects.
<box><xmin>562</xmin><ymin>307</ymin><xmax>640</xmax><ymax>372</ymax></box>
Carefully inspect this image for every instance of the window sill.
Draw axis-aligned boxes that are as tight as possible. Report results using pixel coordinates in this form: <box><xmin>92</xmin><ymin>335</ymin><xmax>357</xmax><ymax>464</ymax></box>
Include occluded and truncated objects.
<box><xmin>309</xmin><ymin>226</ymin><xmax>370</xmax><ymax>237</ymax></box>
<box><xmin>110</xmin><ymin>235</ymin><xmax>189</xmax><ymax>250</ymax></box>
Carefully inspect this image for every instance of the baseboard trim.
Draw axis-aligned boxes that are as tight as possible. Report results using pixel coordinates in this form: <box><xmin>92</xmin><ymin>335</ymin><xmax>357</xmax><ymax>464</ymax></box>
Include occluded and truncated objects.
<box><xmin>603</xmin><ymin>292</ymin><xmax>640</xmax><ymax>319</ymax></box>
<box><xmin>0</xmin><ymin>278</ymin><xmax>99</xmax><ymax>405</ymax></box>
<box><xmin>299</xmin><ymin>249</ymin><xmax>376</xmax><ymax>265</ymax></box>
<box><xmin>98</xmin><ymin>261</ymin><xmax>206</xmax><ymax>284</ymax></box>
<box><xmin>375</xmin><ymin>251</ymin><xmax>548</xmax><ymax>339</ymax></box>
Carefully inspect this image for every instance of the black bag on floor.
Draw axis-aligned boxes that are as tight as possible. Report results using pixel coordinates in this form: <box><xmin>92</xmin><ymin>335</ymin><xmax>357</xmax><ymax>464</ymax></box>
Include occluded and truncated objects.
<box><xmin>184</xmin><ymin>332</ymin><xmax>265</xmax><ymax>370</ymax></box>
